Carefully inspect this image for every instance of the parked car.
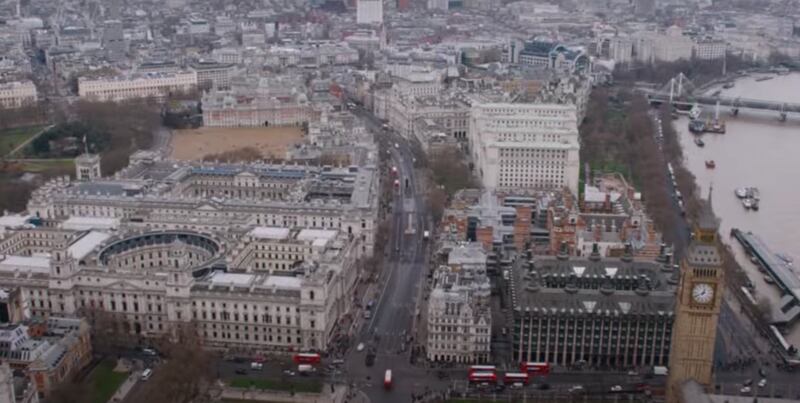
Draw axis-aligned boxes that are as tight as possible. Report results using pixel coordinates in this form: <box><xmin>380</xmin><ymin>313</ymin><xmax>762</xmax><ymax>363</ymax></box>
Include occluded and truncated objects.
<box><xmin>141</xmin><ymin>369</ymin><xmax>153</xmax><ymax>381</ymax></box>
<box><xmin>235</xmin><ymin>369</ymin><xmax>247</xmax><ymax>375</ymax></box>
<box><xmin>250</xmin><ymin>362</ymin><xmax>263</xmax><ymax>371</ymax></box>
<box><xmin>743</xmin><ymin>379</ymin><xmax>753</xmax><ymax>386</ymax></box>
<box><xmin>610</xmin><ymin>385</ymin><xmax>623</xmax><ymax>392</ymax></box>
<box><xmin>740</xmin><ymin>386</ymin><xmax>751</xmax><ymax>394</ymax></box>
<box><xmin>357</xmin><ymin>343</ymin><xmax>365</xmax><ymax>352</ymax></box>
<box><xmin>758</xmin><ymin>379</ymin><xmax>767</xmax><ymax>388</ymax></box>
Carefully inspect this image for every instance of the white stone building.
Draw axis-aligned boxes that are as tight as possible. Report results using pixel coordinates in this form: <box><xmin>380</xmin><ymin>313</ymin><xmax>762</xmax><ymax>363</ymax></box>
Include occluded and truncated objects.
<box><xmin>427</xmin><ymin>0</ymin><xmax>449</xmax><ymax>11</ymax></box>
<box><xmin>0</xmin><ymin>150</ymin><xmax>380</xmax><ymax>353</ymax></box>
<box><xmin>0</xmin><ymin>80</ymin><xmax>37</xmax><ymax>109</ymax></box>
<box><xmin>693</xmin><ymin>40</ymin><xmax>726</xmax><ymax>60</ymax></box>
<box><xmin>0</xmin><ymin>226</ymin><xmax>360</xmax><ymax>352</ymax></box>
<box><xmin>77</xmin><ymin>71</ymin><xmax>198</xmax><ymax>102</ymax></box>
<box><xmin>190</xmin><ymin>61</ymin><xmax>236</xmax><ymax>89</ymax></box>
<box><xmin>633</xmin><ymin>27</ymin><xmax>693</xmax><ymax>64</ymax></box>
<box><xmin>468</xmin><ymin>101</ymin><xmax>581</xmax><ymax>195</ymax></box>
<box><xmin>356</xmin><ymin>0</ymin><xmax>384</xmax><ymax>25</ymax></box>
<box><xmin>427</xmin><ymin>243</ymin><xmax>491</xmax><ymax>363</ymax></box>
<box><xmin>202</xmin><ymin>76</ymin><xmax>320</xmax><ymax>127</ymax></box>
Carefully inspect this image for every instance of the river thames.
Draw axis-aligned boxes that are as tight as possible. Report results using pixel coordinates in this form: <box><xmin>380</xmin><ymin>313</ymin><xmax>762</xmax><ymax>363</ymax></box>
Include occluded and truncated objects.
<box><xmin>674</xmin><ymin>73</ymin><xmax>800</xmax><ymax>345</ymax></box>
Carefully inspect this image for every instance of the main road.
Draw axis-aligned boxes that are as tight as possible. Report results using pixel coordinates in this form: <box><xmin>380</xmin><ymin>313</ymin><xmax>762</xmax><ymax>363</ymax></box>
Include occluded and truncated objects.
<box><xmin>344</xmin><ymin>105</ymin><xmax>437</xmax><ymax>403</ymax></box>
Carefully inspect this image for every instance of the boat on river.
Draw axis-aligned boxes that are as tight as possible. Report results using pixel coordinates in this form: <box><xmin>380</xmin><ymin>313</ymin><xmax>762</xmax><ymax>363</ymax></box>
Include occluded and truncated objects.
<box><xmin>722</xmin><ymin>82</ymin><xmax>735</xmax><ymax>89</ymax></box>
<box><xmin>689</xmin><ymin>119</ymin><xmax>706</xmax><ymax>133</ymax></box>
<box><xmin>735</xmin><ymin>187</ymin><xmax>748</xmax><ymax>198</ymax></box>
<box><xmin>706</xmin><ymin>119</ymin><xmax>726</xmax><ymax>134</ymax></box>
<box><xmin>755</xmin><ymin>76</ymin><xmax>774</xmax><ymax>82</ymax></box>
<box><xmin>705</xmin><ymin>160</ymin><xmax>716</xmax><ymax>168</ymax></box>
<box><xmin>689</xmin><ymin>105</ymin><xmax>702</xmax><ymax>120</ymax></box>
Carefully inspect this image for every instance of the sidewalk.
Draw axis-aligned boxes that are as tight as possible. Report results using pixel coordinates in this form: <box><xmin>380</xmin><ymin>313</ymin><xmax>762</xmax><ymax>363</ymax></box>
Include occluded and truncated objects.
<box><xmin>107</xmin><ymin>370</ymin><xmax>139</xmax><ymax>403</ymax></box>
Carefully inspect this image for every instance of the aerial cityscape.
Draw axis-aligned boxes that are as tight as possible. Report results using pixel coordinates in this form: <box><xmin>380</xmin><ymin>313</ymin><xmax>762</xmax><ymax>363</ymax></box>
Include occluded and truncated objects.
<box><xmin>0</xmin><ymin>0</ymin><xmax>798</xmax><ymax>401</ymax></box>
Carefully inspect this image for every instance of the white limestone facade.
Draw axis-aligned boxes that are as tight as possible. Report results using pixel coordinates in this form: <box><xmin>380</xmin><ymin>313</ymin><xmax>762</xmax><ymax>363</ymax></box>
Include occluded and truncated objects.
<box><xmin>468</xmin><ymin>102</ymin><xmax>580</xmax><ymax>195</ymax></box>
<box><xmin>77</xmin><ymin>71</ymin><xmax>198</xmax><ymax>102</ymax></box>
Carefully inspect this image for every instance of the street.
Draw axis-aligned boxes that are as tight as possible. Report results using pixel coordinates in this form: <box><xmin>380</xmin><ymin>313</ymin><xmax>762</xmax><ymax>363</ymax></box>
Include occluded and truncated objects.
<box><xmin>345</xmin><ymin>104</ymin><xmax>434</xmax><ymax>403</ymax></box>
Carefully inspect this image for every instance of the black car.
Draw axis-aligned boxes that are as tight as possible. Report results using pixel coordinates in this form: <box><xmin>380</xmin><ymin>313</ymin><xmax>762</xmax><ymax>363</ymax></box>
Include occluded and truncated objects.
<box><xmin>365</xmin><ymin>352</ymin><xmax>376</xmax><ymax>367</ymax></box>
<box><xmin>538</xmin><ymin>383</ymin><xmax>551</xmax><ymax>390</ymax></box>
<box><xmin>234</xmin><ymin>369</ymin><xmax>247</xmax><ymax>375</ymax></box>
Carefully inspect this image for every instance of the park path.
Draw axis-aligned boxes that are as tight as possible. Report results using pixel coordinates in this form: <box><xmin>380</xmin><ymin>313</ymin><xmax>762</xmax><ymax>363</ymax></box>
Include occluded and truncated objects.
<box><xmin>107</xmin><ymin>370</ymin><xmax>139</xmax><ymax>403</ymax></box>
<box><xmin>5</xmin><ymin>124</ymin><xmax>54</xmax><ymax>157</ymax></box>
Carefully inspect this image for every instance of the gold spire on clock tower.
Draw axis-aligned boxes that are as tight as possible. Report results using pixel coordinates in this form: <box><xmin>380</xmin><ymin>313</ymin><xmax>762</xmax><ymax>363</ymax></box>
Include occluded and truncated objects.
<box><xmin>667</xmin><ymin>186</ymin><xmax>724</xmax><ymax>403</ymax></box>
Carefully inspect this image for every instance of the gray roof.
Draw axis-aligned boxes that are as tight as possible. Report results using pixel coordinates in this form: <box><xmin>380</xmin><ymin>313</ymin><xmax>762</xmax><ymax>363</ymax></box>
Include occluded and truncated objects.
<box><xmin>511</xmin><ymin>255</ymin><xmax>676</xmax><ymax>316</ymax></box>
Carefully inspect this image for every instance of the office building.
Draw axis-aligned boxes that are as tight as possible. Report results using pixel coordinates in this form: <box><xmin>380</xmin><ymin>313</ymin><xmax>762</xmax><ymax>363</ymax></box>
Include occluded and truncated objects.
<box><xmin>468</xmin><ymin>102</ymin><xmax>581</xmax><ymax>195</ymax></box>
<box><xmin>427</xmin><ymin>243</ymin><xmax>491</xmax><ymax>363</ymax></box>
<box><xmin>77</xmin><ymin>71</ymin><xmax>198</xmax><ymax>102</ymax></box>
<box><xmin>356</xmin><ymin>0</ymin><xmax>383</xmax><ymax>24</ymax></box>
<box><xmin>509</xmin><ymin>245</ymin><xmax>677</xmax><ymax>368</ymax></box>
<box><xmin>0</xmin><ymin>81</ymin><xmax>37</xmax><ymax>109</ymax></box>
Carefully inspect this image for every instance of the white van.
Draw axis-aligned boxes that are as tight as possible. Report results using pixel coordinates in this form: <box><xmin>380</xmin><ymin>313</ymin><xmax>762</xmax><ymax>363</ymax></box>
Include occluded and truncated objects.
<box><xmin>141</xmin><ymin>368</ymin><xmax>153</xmax><ymax>381</ymax></box>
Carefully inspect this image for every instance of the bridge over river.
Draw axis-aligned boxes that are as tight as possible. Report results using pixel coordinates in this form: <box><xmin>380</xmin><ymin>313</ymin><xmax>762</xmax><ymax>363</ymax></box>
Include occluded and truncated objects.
<box><xmin>640</xmin><ymin>73</ymin><xmax>800</xmax><ymax>120</ymax></box>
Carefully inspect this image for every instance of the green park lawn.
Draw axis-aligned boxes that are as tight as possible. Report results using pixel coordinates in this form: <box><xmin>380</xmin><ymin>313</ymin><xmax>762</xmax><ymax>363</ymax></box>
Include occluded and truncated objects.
<box><xmin>86</xmin><ymin>359</ymin><xmax>129</xmax><ymax>403</ymax></box>
<box><xmin>229</xmin><ymin>377</ymin><xmax>322</xmax><ymax>393</ymax></box>
<box><xmin>17</xmin><ymin>159</ymin><xmax>74</xmax><ymax>174</ymax></box>
<box><xmin>0</xmin><ymin>126</ymin><xmax>45</xmax><ymax>157</ymax></box>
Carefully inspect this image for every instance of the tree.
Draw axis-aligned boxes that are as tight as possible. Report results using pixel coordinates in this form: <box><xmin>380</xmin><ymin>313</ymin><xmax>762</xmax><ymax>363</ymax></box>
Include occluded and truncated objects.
<box><xmin>427</xmin><ymin>186</ymin><xmax>447</xmax><ymax>224</ymax></box>
<box><xmin>68</xmin><ymin>99</ymin><xmax>160</xmax><ymax>175</ymax></box>
<box><xmin>202</xmin><ymin>147</ymin><xmax>263</xmax><ymax>163</ymax></box>
<box><xmin>428</xmin><ymin>148</ymin><xmax>477</xmax><ymax>196</ymax></box>
<box><xmin>44</xmin><ymin>380</ymin><xmax>90</xmax><ymax>403</ymax></box>
<box><xmin>142</xmin><ymin>323</ymin><xmax>213</xmax><ymax>403</ymax></box>
<box><xmin>755</xmin><ymin>297</ymin><xmax>773</xmax><ymax>324</ymax></box>
<box><xmin>80</xmin><ymin>307</ymin><xmax>138</xmax><ymax>354</ymax></box>
<box><xmin>0</xmin><ymin>180</ymin><xmax>36</xmax><ymax>213</ymax></box>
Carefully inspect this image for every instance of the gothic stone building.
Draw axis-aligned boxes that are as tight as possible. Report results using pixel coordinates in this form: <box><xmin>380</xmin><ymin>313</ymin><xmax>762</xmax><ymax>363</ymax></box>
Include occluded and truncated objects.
<box><xmin>509</xmin><ymin>244</ymin><xmax>677</xmax><ymax>369</ymax></box>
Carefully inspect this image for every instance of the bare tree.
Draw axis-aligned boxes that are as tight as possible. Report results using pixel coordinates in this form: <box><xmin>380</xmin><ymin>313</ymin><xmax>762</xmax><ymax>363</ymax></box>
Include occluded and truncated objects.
<box><xmin>426</xmin><ymin>186</ymin><xmax>448</xmax><ymax>224</ymax></box>
<box><xmin>428</xmin><ymin>148</ymin><xmax>477</xmax><ymax>196</ymax></box>
<box><xmin>143</xmin><ymin>323</ymin><xmax>213</xmax><ymax>403</ymax></box>
<box><xmin>755</xmin><ymin>297</ymin><xmax>773</xmax><ymax>324</ymax></box>
<box><xmin>43</xmin><ymin>380</ymin><xmax>90</xmax><ymax>403</ymax></box>
<box><xmin>202</xmin><ymin>146</ymin><xmax>263</xmax><ymax>163</ymax></box>
<box><xmin>80</xmin><ymin>306</ymin><xmax>138</xmax><ymax>354</ymax></box>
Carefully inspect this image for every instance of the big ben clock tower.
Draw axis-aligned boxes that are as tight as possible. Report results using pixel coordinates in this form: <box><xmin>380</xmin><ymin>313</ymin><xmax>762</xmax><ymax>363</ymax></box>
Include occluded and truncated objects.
<box><xmin>667</xmin><ymin>188</ymin><xmax>724</xmax><ymax>402</ymax></box>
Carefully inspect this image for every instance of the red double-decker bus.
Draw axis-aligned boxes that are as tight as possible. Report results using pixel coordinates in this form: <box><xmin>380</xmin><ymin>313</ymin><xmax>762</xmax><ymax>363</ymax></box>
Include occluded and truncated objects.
<box><xmin>520</xmin><ymin>362</ymin><xmax>550</xmax><ymax>376</ymax></box>
<box><xmin>503</xmin><ymin>372</ymin><xmax>529</xmax><ymax>385</ymax></box>
<box><xmin>293</xmin><ymin>353</ymin><xmax>321</xmax><ymax>365</ymax></box>
<box><xmin>384</xmin><ymin>370</ymin><xmax>393</xmax><ymax>390</ymax></box>
<box><xmin>468</xmin><ymin>365</ymin><xmax>496</xmax><ymax>374</ymax></box>
<box><xmin>468</xmin><ymin>372</ymin><xmax>497</xmax><ymax>384</ymax></box>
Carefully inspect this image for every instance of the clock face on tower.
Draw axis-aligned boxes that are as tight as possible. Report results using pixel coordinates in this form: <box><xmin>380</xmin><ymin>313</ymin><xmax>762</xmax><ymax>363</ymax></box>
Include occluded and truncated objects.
<box><xmin>691</xmin><ymin>283</ymin><xmax>715</xmax><ymax>304</ymax></box>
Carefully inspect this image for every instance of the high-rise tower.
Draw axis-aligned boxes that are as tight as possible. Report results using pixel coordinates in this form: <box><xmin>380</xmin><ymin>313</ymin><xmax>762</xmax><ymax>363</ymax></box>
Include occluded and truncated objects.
<box><xmin>667</xmin><ymin>188</ymin><xmax>724</xmax><ymax>402</ymax></box>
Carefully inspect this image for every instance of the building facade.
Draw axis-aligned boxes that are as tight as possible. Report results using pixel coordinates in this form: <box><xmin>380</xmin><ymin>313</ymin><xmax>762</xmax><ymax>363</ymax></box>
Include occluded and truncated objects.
<box><xmin>468</xmin><ymin>102</ymin><xmax>581</xmax><ymax>195</ymax></box>
<box><xmin>191</xmin><ymin>61</ymin><xmax>235</xmax><ymax>90</ymax></box>
<box><xmin>509</xmin><ymin>245</ymin><xmax>677</xmax><ymax>368</ymax></box>
<box><xmin>77</xmin><ymin>71</ymin><xmax>198</xmax><ymax>102</ymax></box>
<box><xmin>0</xmin><ymin>81</ymin><xmax>37</xmax><ymax>109</ymax></box>
<box><xmin>693</xmin><ymin>40</ymin><xmax>726</xmax><ymax>60</ymax></box>
<box><xmin>356</xmin><ymin>0</ymin><xmax>383</xmax><ymax>24</ymax></box>
<box><xmin>427</xmin><ymin>243</ymin><xmax>491</xmax><ymax>363</ymax></box>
